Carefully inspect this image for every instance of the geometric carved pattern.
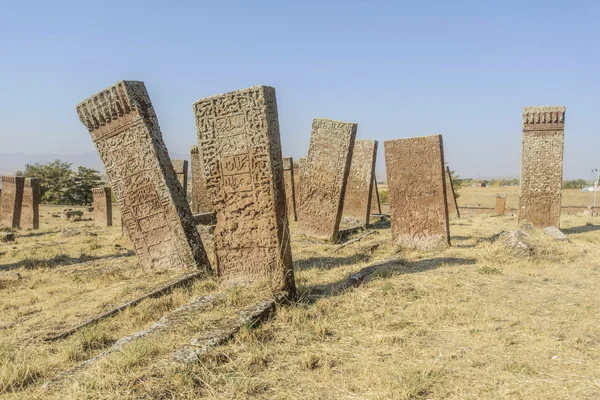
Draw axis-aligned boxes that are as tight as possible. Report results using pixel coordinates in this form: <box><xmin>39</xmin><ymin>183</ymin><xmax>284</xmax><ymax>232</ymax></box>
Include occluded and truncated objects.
<box><xmin>193</xmin><ymin>85</ymin><xmax>295</xmax><ymax>293</ymax></box>
<box><xmin>384</xmin><ymin>135</ymin><xmax>450</xmax><ymax>249</ymax></box>
<box><xmin>0</xmin><ymin>176</ymin><xmax>24</xmax><ymax>229</ymax></box>
<box><xmin>92</xmin><ymin>187</ymin><xmax>113</xmax><ymax>227</ymax></box>
<box><xmin>445</xmin><ymin>166</ymin><xmax>460</xmax><ymax>219</ymax></box>
<box><xmin>282</xmin><ymin>157</ymin><xmax>297</xmax><ymax>222</ymax></box>
<box><xmin>190</xmin><ymin>145</ymin><xmax>214</xmax><ymax>214</ymax></box>
<box><xmin>297</xmin><ymin>119</ymin><xmax>357</xmax><ymax>240</ymax></box>
<box><xmin>76</xmin><ymin>80</ymin><xmax>209</xmax><ymax>271</ymax></box>
<box><xmin>342</xmin><ymin>140</ymin><xmax>377</xmax><ymax>227</ymax></box>
<box><xmin>519</xmin><ymin>106</ymin><xmax>565</xmax><ymax>228</ymax></box>
<box><xmin>21</xmin><ymin>178</ymin><xmax>40</xmax><ymax>230</ymax></box>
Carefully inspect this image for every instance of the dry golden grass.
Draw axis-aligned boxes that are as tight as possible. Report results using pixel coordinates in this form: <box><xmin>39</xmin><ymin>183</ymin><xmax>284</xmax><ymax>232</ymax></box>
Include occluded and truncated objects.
<box><xmin>2</xmin><ymin>203</ymin><xmax>600</xmax><ymax>398</ymax></box>
<box><xmin>457</xmin><ymin>186</ymin><xmax>597</xmax><ymax>209</ymax></box>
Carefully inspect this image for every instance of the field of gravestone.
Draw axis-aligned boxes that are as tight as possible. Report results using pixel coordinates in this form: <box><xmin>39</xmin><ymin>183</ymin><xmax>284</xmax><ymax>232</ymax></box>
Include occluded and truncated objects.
<box><xmin>1</xmin><ymin>188</ymin><xmax>600</xmax><ymax>399</ymax></box>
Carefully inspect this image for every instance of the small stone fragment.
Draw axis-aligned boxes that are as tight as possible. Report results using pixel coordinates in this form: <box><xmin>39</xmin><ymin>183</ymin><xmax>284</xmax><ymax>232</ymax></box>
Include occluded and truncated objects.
<box><xmin>0</xmin><ymin>232</ymin><xmax>15</xmax><ymax>242</ymax></box>
<box><xmin>62</xmin><ymin>228</ymin><xmax>81</xmax><ymax>237</ymax></box>
<box><xmin>543</xmin><ymin>226</ymin><xmax>569</xmax><ymax>241</ymax></box>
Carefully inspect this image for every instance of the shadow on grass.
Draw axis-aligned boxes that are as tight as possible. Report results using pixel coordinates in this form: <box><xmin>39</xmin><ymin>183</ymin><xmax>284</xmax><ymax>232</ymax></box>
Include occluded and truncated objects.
<box><xmin>561</xmin><ymin>224</ymin><xmax>600</xmax><ymax>235</ymax></box>
<box><xmin>0</xmin><ymin>251</ymin><xmax>134</xmax><ymax>272</ymax></box>
<box><xmin>17</xmin><ymin>229</ymin><xmax>61</xmax><ymax>239</ymax></box>
<box><xmin>294</xmin><ymin>254</ymin><xmax>371</xmax><ymax>271</ymax></box>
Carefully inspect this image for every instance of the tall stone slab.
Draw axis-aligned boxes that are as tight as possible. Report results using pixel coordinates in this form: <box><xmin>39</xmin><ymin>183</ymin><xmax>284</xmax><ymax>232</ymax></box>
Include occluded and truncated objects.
<box><xmin>21</xmin><ymin>178</ymin><xmax>40</xmax><ymax>230</ymax></box>
<box><xmin>76</xmin><ymin>81</ymin><xmax>209</xmax><ymax>271</ymax></box>
<box><xmin>190</xmin><ymin>145</ymin><xmax>214</xmax><ymax>214</ymax></box>
<box><xmin>193</xmin><ymin>85</ymin><xmax>295</xmax><ymax>293</ymax></box>
<box><xmin>282</xmin><ymin>158</ymin><xmax>297</xmax><ymax>221</ymax></box>
<box><xmin>172</xmin><ymin>160</ymin><xmax>188</xmax><ymax>196</ymax></box>
<box><xmin>519</xmin><ymin>106</ymin><xmax>565</xmax><ymax>228</ymax></box>
<box><xmin>0</xmin><ymin>176</ymin><xmax>24</xmax><ymax>229</ymax></box>
<box><xmin>92</xmin><ymin>187</ymin><xmax>113</xmax><ymax>227</ymax></box>
<box><xmin>342</xmin><ymin>140</ymin><xmax>377</xmax><ymax>227</ymax></box>
<box><xmin>370</xmin><ymin>177</ymin><xmax>382</xmax><ymax>214</ymax></box>
<box><xmin>496</xmin><ymin>193</ymin><xmax>506</xmax><ymax>215</ymax></box>
<box><xmin>297</xmin><ymin>119</ymin><xmax>357</xmax><ymax>240</ymax></box>
<box><xmin>384</xmin><ymin>135</ymin><xmax>450</xmax><ymax>249</ymax></box>
<box><xmin>445</xmin><ymin>166</ymin><xmax>460</xmax><ymax>219</ymax></box>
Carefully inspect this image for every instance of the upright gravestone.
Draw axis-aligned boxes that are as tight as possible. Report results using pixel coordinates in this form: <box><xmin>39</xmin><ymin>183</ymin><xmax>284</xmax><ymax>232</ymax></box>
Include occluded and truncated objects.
<box><xmin>190</xmin><ymin>145</ymin><xmax>214</xmax><ymax>214</ymax></box>
<box><xmin>297</xmin><ymin>119</ymin><xmax>357</xmax><ymax>240</ymax></box>
<box><xmin>172</xmin><ymin>160</ymin><xmax>189</xmax><ymax>196</ymax></box>
<box><xmin>21</xmin><ymin>178</ymin><xmax>40</xmax><ymax>230</ymax></box>
<box><xmin>445</xmin><ymin>166</ymin><xmax>460</xmax><ymax>219</ymax></box>
<box><xmin>384</xmin><ymin>135</ymin><xmax>450</xmax><ymax>249</ymax></box>
<box><xmin>342</xmin><ymin>140</ymin><xmax>378</xmax><ymax>227</ymax></box>
<box><xmin>92</xmin><ymin>187</ymin><xmax>113</xmax><ymax>227</ymax></box>
<box><xmin>283</xmin><ymin>157</ymin><xmax>297</xmax><ymax>222</ymax></box>
<box><xmin>370</xmin><ymin>177</ymin><xmax>382</xmax><ymax>214</ymax></box>
<box><xmin>193</xmin><ymin>85</ymin><xmax>295</xmax><ymax>293</ymax></box>
<box><xmin>496</xmin><ymin>194</ymin><xmax>506</xmax><ymax>215</ymax></box>
<box><xmin>76</xmin><ymin>80</ymin><xmax>209</xmax><ymax>271</ymax></box>
<box><xmin>519</xmin><ymin>106</ymin><xmax>565</xmax><ymax>228</ymax></box>
<box><xmin>0</xmin><ymin>176</ymin><xmax>24</xmax><ymax>229</ymax></box>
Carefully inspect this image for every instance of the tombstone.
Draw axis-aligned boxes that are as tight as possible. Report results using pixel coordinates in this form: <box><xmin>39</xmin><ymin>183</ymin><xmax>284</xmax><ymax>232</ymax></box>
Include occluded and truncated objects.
<box><xmin>297</xmin><ymin>119</ymin><xmax>357</xmax><ymax>240</ymax></box>
<box><xmin>172</xmin><ymin>160</ymin><xmax>189</xmax><ymax>196</ymax></box>
<box><xmin>293</xmin><ymin>156</ymin><xmax>307</xmax><ymax>210</ymax></box>
<box><xmin>495</xmin><ymin>193</ymin><xmax>506</xmax><ymax>215</ymax></box>
<box><xmin>282</xmin><ymin>158</ymin><xmax>297</xmax><ymax>222</ymax></box>
<box><xmin>342</xmin><ymin>140</ymin><xmax>378</xmax><ymax>227</ymax></box>
<box><xmin>193</xmin><ymin>85</ymin><xmax>295</xmax><ymax>293</ymax></box>
<box><xmin>384</xmin><ymin>135</ymin><xmax>450</xmax><ymax>249</ymax></box>
<box><xmin>92</xmin><ymin>187</ymin><xmax>113</xmax><ymax>227</ymax></box>
<box><xmin>76</xmin><ymin>80</ymin><xmax>209</xmax><ymax>271</ymax></box>
<box><xmin>21</xmin><ymin>178</ymin><xmax>40</xmax><ymax>230</ymax></box>
<box><xmin>190</xmin><ymin>145</ymin><xmax>214</xmax><ymax>214</ymax></box>
<box><xmin>445</xmin><ymin>166</ymin><xmax>460</xmax><ymax>219</ymax></box>
<box><xmin>519</xmin><ymin>106</ymin><xmax>565</xmax><ymax>228</ymax></box>
<box><xmin>0</xmin><ymin>176</ymin><xmax>24</xmax><ymax>229</ymax></box>
<box><xmin>370</xmin><ymin>177</ymin><xmax>382</xmax><ymax>214</ymax></box>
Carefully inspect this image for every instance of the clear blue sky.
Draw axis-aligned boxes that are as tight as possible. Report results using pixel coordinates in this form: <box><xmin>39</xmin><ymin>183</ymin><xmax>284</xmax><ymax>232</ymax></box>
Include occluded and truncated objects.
<box><xmin>1</xmin><ymin>0</ymin><xmax>598</xmax><ymax>180</ymax></box>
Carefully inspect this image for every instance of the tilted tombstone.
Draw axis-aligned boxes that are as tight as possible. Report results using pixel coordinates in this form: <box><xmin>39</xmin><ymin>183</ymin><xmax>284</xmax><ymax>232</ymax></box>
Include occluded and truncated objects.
<box><xmin>342</xmin><ymin>140</ymin><xmax>378</xmax><ymax>227</ymax></box>
<box><xmin>0</xmin><ymin>176</ymin><xmax>24</xmax><ymax>229</ymax></box>
<box><xmin>297</xmin><ymin>119</ymin><xmax>357</xmax><ymax>240</ymax></box>
<box><xmin>370</xmin><ymin>177</ymin><xmax>382</xmax><ymax>214</ymax></box>
<box><xmin>190</xmin><ymin>145</ymin><xmax>214</xmax><ymax>214</ymax></box>
<box><xmin>193</xmin><ymin>85</ymin><xmax>295</xmax><ymax>293</ymax></box>
<box><xmin>76</xmin><ymin>80</ymin><xmax>209</xmax><ymax>271</ymax></box>
<box><xmin>445</xmin><ymin>166</ymin><xmax>460</xmax><ymax>219</ymax></box>
<box><xmin>21</xmin><ymin>178</ymin><xmax>40</xmax><ymax>230</ymax></box>
<box><xmin>496</xmin><ymin>193</ymin><xmax>506</xmax><ymax>215</ymax></box>
<box><xmin>92</xmin><ymin>187</ymin><xmax>113</xmax><ymax>227</ymax></box>
<box><xmin>171</xmin><ymin>160</ymin><xmax>189</xmax><ymax>196</ymax></box>
<box><xmin>282</xmin><ymin>157</ymin><xmax>297</xmax><ymax>222</ymax></box>
<box><xmin>519</xmin><ymin>106</ymin><xmax>565</xmax><ymax>228</ymax></box>
<box><xmin>384</xmin><ymin>135</ymin><xmax>450</xmax><ymax>249</ymax></box>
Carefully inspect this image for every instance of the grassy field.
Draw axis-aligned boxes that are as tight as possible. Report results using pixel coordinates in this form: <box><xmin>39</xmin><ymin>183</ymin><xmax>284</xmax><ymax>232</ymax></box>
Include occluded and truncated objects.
<box><xmin>457</xmin><ymin>186</ymin><xmax>597</xmax><ymax>209</ymax></box>
<box><xmin>1</xmin><ymin>201</ymin><xmax>600</xmax><ymax>399</ymax></box>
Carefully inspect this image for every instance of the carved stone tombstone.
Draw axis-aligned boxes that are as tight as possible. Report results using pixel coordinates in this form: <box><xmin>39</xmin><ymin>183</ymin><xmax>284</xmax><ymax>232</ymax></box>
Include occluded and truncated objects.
<box><xmin>297</xmin><ymin>119</ymin><xmax>357</xmax><ymax>240</ymax></box>
<box><xmin>519</xmin><ymin>106</ymin><xmax>565</xmax><ymax>228</ymax></box>
<box><xmin>0</xmin><ymin>176</ymin><xmax>24</xmax><ymax>229</ymax></box>
<box><xmin>384</xmin><ymin>135</ymin><xmax>450</xmax><ymax>249</ymax></box>
<box><xmin>293</xmin><ymin>156</ymin><xmax>306</xmax><ymax>210</ymax></box>
<box><xmin>496</xmin><ymin>194</ymin><xmax>506</xmax><ymax>216</ymax></box>
<box><xmin>342</xmin><ymin>140</ymin><xmax>377</xmax><ymax>227</ymax></box>
<box><xmin>190</xmin><ymin>145</ymin><xmax>214</xmax><ymax>214</ymax></box>
<box><xmin>445</xmin><ymin>166</ymin><xmax>460</xmax><ymax>219</ymax></box>
<box><xmin>172</xmin><ymin>160</ymin><xmax>189</xmax><ymax>196</ymax></box>
<box><xmin>21</xmin><ymin>178</ymin><xmax>40</xmax><ymax>230</ymax></box>
<box><xmin>92</xmin><ymin>187</ymin><xmax>113</xmax><ymax>227</ymax></box>
<box><xmin>76</xmin><ymin>80</ymin><xmax>209</xmax><ymax>271</ymax></box>
<box><xmin>370</xmin><ymin>177</ymin><xmax>382</xmax><ymax>215</ymax></box>
<box><xmin>193</xmin><ymin>85</ymin><xmax>295</xmax><ymax>293</ymax></box>
<box><xmin>282</xmin><ymin>158</ymin><xmax>297</xmax><ymax>221</ymax></box>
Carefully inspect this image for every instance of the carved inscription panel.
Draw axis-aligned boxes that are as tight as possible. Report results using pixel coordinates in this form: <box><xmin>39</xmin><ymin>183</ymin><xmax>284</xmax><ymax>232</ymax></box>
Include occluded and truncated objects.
<box><xmin>342</xmin><ymin>140</ymin><xmax>377</xmax><ymax>227</ymax></box>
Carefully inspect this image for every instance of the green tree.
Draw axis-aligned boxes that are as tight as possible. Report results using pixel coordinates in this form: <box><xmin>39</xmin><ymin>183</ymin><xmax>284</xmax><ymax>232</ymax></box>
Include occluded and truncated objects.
<box><xmin>72</xmin><ymin>166</ymin><xmax>103</xmax><ymax>205</ymax></box>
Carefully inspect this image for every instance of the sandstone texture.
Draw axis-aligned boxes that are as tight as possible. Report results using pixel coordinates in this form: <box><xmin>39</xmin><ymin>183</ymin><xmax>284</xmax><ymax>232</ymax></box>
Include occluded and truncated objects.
<box><xmin>190</xmin><ymin>145</ymin><xmax>214</xmax><ymax>214</ymax></box>
<box><xmin>171</xmin><ymin>160</ymin><xmax>188</xmax><ymax>196</ymax></box>
<box><xmin>20</xmin><ymin>178</ymin><xmax>40</xmax><ymax>230</ymax></box>
<box><xmin>92</xmin><ymin>187</ymin><xmax>113</xmax><ymax>227</ymax></box>
<box><xmin>293</xmin><ymin>156</ymin><xmax>306</xmax><ymax>210</ymax></box>
<box><xmin>282</xmin><ymin>157</ymin><xmax>297</xmax><ymax>222</ymax></box>
<box><xmin>0</xmin><ymin>176</ymin><xmax>24</xmax><ymax>229</ymax></box>
<box><xmin>495</xmin><ymin>194</ymin><xmax>506</xmax><ymax>216</ymax></box>
<box><xmin>342</xmin><ymin>140</ymin><xmax>377</xmax><ymax>227</ymax></box>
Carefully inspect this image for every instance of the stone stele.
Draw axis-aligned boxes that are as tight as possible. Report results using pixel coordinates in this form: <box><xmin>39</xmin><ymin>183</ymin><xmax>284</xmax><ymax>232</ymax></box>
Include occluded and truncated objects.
<box><xmin>297</xmin><ymin>118</ymin><xmax>357</xmax><ymax>240</ymax></box>
<box><xmin>293</xmin><ymin>156</ymin><xmax>306</xmax><ymax>211</ymax></box>
<box><xmin>190</xmin><ymin>145</ymin><xmax>214</xmax><ymax>214</ymax></box>
<box><xmin>519</xmin><ymin>106</ymin><xmax>565</xmax><ymax>228</ymax></box>
<box><xmin>384</xmin><ymin>134</ymin><xmax>450</xmax><ymax>249</ymax></box>
<box><xmin>342</xmin><ymin>140</ymin><xmax>378</xmax><ymax>227</ymax></box>
<box><xmin>21</xmin><ymin>178</ymin><xmax>41</xmax><ymax>230</ymax></box>
<box><xmin>92</xmin><ymin>187</ymin><xmax>113</xmax><ymax>227</ymax></box>
<box><xmin>171</xmin><ymin>160</ymin><xmax>189</xmax><ymax>196</ymax></box>
<box><xmin>193</xmin><ymin>85</ymin><xmax>295</xmax><ymax>293</ymax></box>
<box><xmin>445</xmin><ymin>166</ymin><xmax>460</xmax><ymax>219</ymax></box>
<box><xmin>370</xmin><ymin>177</ymin><xmax>382</xmax><ymax>214</ymax></box>
<box><xmin>0</xmin><ymin>176</ymin><xmax>24</xmax><ymax>229</ymax></box>
<box><xmin>76</xmin><ymin>80</ymin><xmax>209</xmax><ymax>271</ymax></box>
<box><xmin>495</xmin><ymin>193</ymin><xmax>506</xmax><ymax>216</ymax></box>
<box><xmin>282</xmin><ymin>157</ymin><xmax>297</xmax><ymax>222</ymax></box>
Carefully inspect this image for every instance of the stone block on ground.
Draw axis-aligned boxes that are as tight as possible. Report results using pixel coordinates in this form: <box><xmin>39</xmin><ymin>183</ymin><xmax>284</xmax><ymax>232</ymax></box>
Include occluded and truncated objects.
<box><xmin>543</xmin><ymin>226</ymin><xmax>569</xmax><ymax>241</ymax></box>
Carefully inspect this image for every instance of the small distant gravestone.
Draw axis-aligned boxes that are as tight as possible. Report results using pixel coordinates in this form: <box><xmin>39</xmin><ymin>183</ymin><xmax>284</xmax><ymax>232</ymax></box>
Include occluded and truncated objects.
<box><xmin>92</xmin><ymin>187</ymin><xmax>113</xmax><ymax>227</ymax></box>
<box><xmin>282</xmin><ymin>157</ymin><xmax>297</xmax><ymax>222</ymax></box>
<box><xmin>342</xmin><ymin>140</ymin><xmax>378</xmax><ymax>227</ymax></box>
<box><xmin>495</xmin><ymin>194</ymin><xmax>506</xmax><ymax>215</ymax></box>
<box><xmin>172</xmin><ymin>160</ymin><xmax>189</xmax><ymax>196</ymax></box>
<box><xmin>190</xmin><ymin>145</ymin><xmax>214</xmax><ymax>214</ymax></box>
<box><xmin>21</xmin><ymin>178</ymin><xmax>40</xmax><ymax>230</ymax></box>
<box><xmin>370</xmin><ymin>177</ymin><xmax>382</xmax><ymax>215</ymax></box>
<box><xmin>0</xmin><ymin>176</ymin><xmax>24</xmax><ymax>229</ymax></box>
<box><xmin>293</xmin><ymin>156</ymin><xmax>306</xmax><ymax>210</ymax></box>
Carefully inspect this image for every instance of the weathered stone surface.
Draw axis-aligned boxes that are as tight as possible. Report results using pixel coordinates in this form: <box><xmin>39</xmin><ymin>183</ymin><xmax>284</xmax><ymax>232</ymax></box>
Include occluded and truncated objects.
<box><xmin>293</xmin><ymin>156</ymin><xmax>306</xmax><ymax>210</ymax></box>
<box><xmin>76</xmin><ymin>80</ymin><xmax>209</xmax><ymax>271</ymax></box>
<box><xmin>543</xmin><ymin>226</ymin><xmax>568</xmax><ymax>241</ymax></box>
<box><xmin>445</xmin><ymin>166</ymin><xmax>460</xmax><ymax>219</ymax></box>
<box><xmin>21</xmin><ymin>178</ymin><xmax>40</xmax><ymax>230</ymax></box>
<box><xmin>384</xmin><ymin>135</ymin><xmax>450</xmax><ymax>249</ymax></box>
<box><xmin>193</xmin><ymin>85</ymin><xmax>294</xmax><ymax>292</ymax></box>
<box><xmin>297</xmin><ymin>119</ymin><xmax>357</xmax><ymax>240</ymax></box>
<box><xmin>342</xmin><ymin>140</ymin><xmax>377</xmax><ymax>227</ymax></box>
<box><xmin>190</xmin><ymin>145</ymin><xmax>214</xmax><ymax>214</ymax></box>
<box><xmin>0</xmin><ymin>176</ymin><xmax>24</xmax><ymax>229</ymax></box>
<box><xmin>495</xmin><ymin>193</ymin><xmax>506</xmax><ymax>215</ymax></box>
<box><xmin>370</xmin><ymin>177</ymin><xmax>382</xmax><ymax>214</ymax></box>
<box><xmin>171</xmin><ymin>160</ymin><xmax>188</xmax><ymax>196</ymax></box>
<box><xmin>519</xmin><ymin>106</ymin><xmax>565</xmax><ymax>228</ymax></box>
<box><xmin>92</xmin><ymin>187</ymin><xmax>113</xmax><ymax>227</ymax></box>
<box><xmin>282</xmin><ymin>157</ymin><xmax>297</xmax><ymax>222</ymax></box>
